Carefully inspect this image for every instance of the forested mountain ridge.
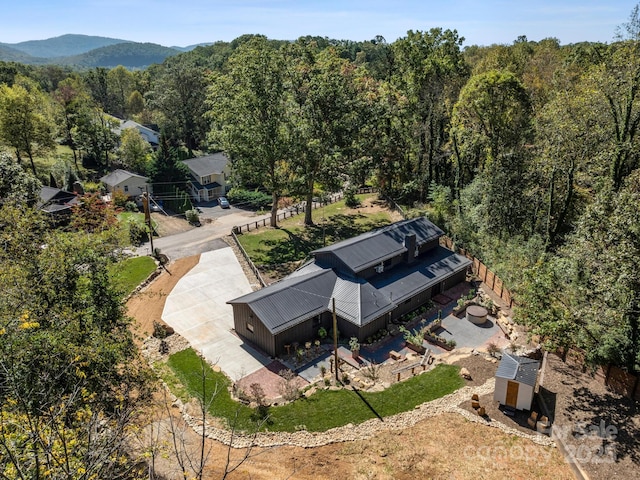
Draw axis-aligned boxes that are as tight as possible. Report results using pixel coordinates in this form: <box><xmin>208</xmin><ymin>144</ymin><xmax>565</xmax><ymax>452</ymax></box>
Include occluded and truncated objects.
<box><xmin>0</xmin><ymin>33</ymin><xmax>128</xmax><ymax>57</ymax></box>
<box><xmin>0</xmin><ymin>35</ymin><xmax>182</xmax><ymax>68</ymax></box>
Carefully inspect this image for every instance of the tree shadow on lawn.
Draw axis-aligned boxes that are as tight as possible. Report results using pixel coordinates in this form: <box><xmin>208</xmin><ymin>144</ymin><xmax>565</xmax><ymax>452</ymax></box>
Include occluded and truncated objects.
<box><xmin>260</xmin><ymin>214</ymin><xmax>391</xmax><ymax>266</ymax></box>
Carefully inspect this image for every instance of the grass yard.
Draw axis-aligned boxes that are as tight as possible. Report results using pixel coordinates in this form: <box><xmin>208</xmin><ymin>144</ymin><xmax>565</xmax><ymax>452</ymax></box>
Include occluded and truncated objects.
<box><xmin>164</xmin><ymin>348</ymin><xmax>463</xmax><ymax>433</ymax></box>
<box><xmin>109</xmin><ymin>255</ymin><xmax>157</xmax><ymax>296</ymax></box>
<box><xmin>237</xmin><ymin>194</ymin><xmax>395</xmax><ymax>266</ymax></box>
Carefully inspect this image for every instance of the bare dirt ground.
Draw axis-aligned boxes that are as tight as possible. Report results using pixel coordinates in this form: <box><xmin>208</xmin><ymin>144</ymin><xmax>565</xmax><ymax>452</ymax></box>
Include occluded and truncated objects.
<box><xmin>151</xmin><ymin>212</ymin><xmax>194</xmax><ymax>237</ymax></box>
<box><xmin>126</xmin><ymin>255</ymin><xmax>199</xmax><ymax>344</ymax></box>
<box><xmin>538</xmin><ymin>353</ymin><xmax>639</xmax><ymax>480</ymax></box>
<box><xmin>126</xmin><ymin>256</ymin><xmax>575</xmax><ymax>480</ymax></box>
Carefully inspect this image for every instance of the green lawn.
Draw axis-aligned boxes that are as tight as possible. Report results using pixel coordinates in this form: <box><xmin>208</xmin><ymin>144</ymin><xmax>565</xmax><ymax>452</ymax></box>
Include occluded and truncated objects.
<box><xmin>109</xmin><ymin>255</ymin><xmax>157</xmax><ymax>296</ymax></box>
<box><xmin>237</xmin><ymin>194</ymin><xmax>393</xmax><ymax>265</ymax></box>
<box><xmin>163</xmin><ymin>348</ymin><xmax>464</xmax><ymax>433</ymax></box>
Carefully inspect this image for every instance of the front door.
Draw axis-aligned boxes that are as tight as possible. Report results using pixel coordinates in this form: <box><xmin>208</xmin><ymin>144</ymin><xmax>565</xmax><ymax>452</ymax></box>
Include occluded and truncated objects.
<box><xmin>506</xmin><ymin>380</ymin><xmax>519</xmax><ymax>408</ymax></box>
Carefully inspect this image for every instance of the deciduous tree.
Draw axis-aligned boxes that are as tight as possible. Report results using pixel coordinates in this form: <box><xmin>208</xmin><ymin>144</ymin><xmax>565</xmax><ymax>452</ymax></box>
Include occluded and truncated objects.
<box><xmin>0</xmin><ymin>75</ymin><xmax>56</xmax><ymax>176</ymax></box>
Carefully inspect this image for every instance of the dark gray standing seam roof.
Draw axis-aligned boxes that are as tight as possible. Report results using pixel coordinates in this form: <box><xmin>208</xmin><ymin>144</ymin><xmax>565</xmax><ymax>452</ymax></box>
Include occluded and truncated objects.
<box><xmin>331</xmin><ymin>274</ymin><xmax>394</xmax><ymax>326</ymax></box>
<box><xmin>182</xmin><ymin>152</ymin><xmax>229</xmax><ymax>178</ymax></box>
<box><xmin>228</xmin><ymin>217</ymin><xmax>468</xmax><ymax>335</ymax></box>
<box><xmin>228</xmin><ymin>269</ymin><xmax>337</xmax><ymax>335</ymax></box>
<box><xmin>370</xmin><ymin>246</ymin><xmax>471</xmax><ymax>304</ymax></box>
<box><xmin>496</xmin><ymin>352</ymin><xmax>540</xmax><ymax>387</ymax></box>
<box><xmin>312</xmin><ymin>217</ymin><xmax>445</xmax><ymax>274</ymax></box>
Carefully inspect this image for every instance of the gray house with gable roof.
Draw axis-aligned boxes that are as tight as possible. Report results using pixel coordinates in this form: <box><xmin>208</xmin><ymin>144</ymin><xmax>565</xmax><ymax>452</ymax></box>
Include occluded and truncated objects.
<box><xmin>228</xmin><ymin>217</ymin><xmax>471</xmax><ymax>358</ymax></box>
<box><xmin>182</xmin><ymin>152</ymin><xmax>231</xmax><ymax>202</ymax></box>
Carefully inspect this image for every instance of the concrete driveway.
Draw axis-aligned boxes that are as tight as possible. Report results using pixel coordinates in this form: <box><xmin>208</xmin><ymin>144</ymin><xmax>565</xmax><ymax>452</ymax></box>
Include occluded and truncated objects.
<box><xmin>161</xmin><ymin>247</ymin><xmax>270</xmax><ymax>380</ymax></box>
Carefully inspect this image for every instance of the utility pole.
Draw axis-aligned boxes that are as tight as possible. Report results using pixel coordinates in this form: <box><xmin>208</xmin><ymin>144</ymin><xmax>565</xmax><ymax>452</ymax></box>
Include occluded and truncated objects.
<box><xmin>332</xmin><ymin>297</ymin><xmax>339</xmax><ymax>383</ymax></box>
<box><xmin>143</xmin><ymin>186</ymin><xmax>154</xmax><ymax>255</ymax></box>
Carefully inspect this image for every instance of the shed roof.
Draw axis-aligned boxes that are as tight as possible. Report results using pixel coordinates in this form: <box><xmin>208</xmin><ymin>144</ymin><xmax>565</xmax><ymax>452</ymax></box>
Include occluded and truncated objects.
<box><xmin>496</xmin><ymin>352</ymin><xmax>540</xmax><ymax>387</ymax></box>
<box><xmin>182</xmin><ymin>152</ymin><xmax>229</xmax><ymax>178</ymax></box>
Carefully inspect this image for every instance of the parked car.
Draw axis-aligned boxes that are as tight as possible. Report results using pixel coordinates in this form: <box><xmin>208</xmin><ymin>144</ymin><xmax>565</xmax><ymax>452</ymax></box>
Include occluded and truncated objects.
<box><xmin>218</xmin><ymin>196</ymin><xmax>230</xmax><ymax>208</ymax></box>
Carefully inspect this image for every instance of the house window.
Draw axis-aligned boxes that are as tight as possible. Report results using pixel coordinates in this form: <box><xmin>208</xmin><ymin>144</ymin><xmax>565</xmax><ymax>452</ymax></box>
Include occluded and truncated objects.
<box><xmin>124</xmin><ymin>185</ymin><xmax>129</xmax><ymax>192</ymax></box>
<box><xmin>246</xmin><ymin>323</ymin><xmax>254</xmax><ymax>333</ymax></box>
<box><xmin>313</xmin><ymin>315</ymin><xmax>321</xmax><ymax>327</ymax></box>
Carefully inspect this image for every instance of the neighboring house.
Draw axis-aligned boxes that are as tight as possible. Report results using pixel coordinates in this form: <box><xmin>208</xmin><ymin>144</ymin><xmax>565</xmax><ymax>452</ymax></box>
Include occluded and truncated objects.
<box><xmin>228</xmin><ymin>217</ymin><xmax>472</xmax><ymax>358</ymax></box>
<box><xmin>494</xmin><ymin>352</ymin><xmax>540</xmax><ymax>410</ymax></box>
<box><xmin>100</xmin><ymin>169</ymin><xmax>151</xmax><ymax>197</ymax></box>
<box><xmin>113</xmin><ymin>119</ymin><xmax>160</xmax><ymax>147</ymax></box>
<box><xmin>182</xmin><ymin>152</ymin><xmax>231</xmax><ymax>202</ymax></box>
<box><xmin>38</xmin><ymin>186</ymin><xmax>78</xmax><ymax>222</ymax></box>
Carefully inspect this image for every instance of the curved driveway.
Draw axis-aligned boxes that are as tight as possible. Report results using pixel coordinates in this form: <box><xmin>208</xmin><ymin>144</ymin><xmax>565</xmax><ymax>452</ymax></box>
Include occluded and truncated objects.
<box><xmin>161</xmin><ymin>247</ymin><xmax>270</xmax><ymax>380</ymax></box>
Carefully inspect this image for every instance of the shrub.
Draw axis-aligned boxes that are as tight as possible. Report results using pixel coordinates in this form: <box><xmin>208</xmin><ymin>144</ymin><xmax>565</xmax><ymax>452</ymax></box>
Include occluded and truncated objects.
<box><xmin>125</xmin><ymin>200</ymin><xmax>138</xmax><ymax>212</ymax></box>
<box><xmin>227</xmin><ymin>188</ymin><xmax>271</xmax><ymax>210</ymax></box>
<box><xmin>399</xmin><ymin>325</ymin><xmax>424</xmax><ymax>347</ymax></box>
<box><xmin>487</xmin><ymin>342</ymin><xmax>500</xmax><ymax>357</ymax></box>
<box><xmin>185</xmin><ymin>209</ymin><xmax>199</xmax><ymax>224</ymax></box>
<box><xmin>153</xmin><ymin>321</ymin><xmax>171</xmax><ymax>339</ymax></box>
<box><xmin>112</xmin><ymin>190</ymin><xmax>130</xmax><ymax>208</ymax></box>
<box><xmin>317</xmin><ymin>327</ymin><xmax>327</xmax><ymax>340</ymax></box>
<box><xmin>361</xmin><ymin>362</ymin><xmax>381</xmax><ymax>384</ymax></box>
<box><xmin>344</xmin><ymin>187</ymin><xmax>361</xmax><ymax>208</ymax></box>
<box><xmin>349</xmin><ymin>337</ymin><xmax>360</xmax><ymax>352</ymax></box>
<box><xmin>278</xmin><ymin>369</ymin><xmax>301</xmax><ymax>402</ymax></box>
<box><xmin>129</xmin><ymin>221</ymin><xmax>148</xmax><ymax>246</ymax></box>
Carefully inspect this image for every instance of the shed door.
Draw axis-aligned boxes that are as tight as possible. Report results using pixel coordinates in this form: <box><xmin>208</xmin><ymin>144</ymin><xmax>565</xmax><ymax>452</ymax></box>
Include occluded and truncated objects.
<box><xmin>506</xmin><ymin>380</ymin><xmax>519</xmax><ymax>408</ymax></box>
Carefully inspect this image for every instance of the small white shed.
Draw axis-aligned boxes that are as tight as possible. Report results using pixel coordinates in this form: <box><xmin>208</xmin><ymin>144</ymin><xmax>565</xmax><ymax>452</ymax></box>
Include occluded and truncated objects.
<box><xmin>494</xmin><ymin>352</ymin><xmax>539</xmax><ymax>411</ymax></box>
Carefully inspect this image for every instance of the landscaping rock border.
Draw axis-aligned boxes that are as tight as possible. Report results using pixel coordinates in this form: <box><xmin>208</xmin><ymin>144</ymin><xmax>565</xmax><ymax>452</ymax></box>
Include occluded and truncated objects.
<box><xmin>173</xmin><ymin>377</ymin><xmax>555</xmax><ymax>450</ymax></box>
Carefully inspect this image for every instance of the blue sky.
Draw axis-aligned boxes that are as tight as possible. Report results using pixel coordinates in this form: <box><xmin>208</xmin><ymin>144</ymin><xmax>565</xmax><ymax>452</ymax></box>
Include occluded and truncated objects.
<box><xmin>1</xmin><ymin>1</ymin><xmax>635</xmax><ymax>47</ymax></box>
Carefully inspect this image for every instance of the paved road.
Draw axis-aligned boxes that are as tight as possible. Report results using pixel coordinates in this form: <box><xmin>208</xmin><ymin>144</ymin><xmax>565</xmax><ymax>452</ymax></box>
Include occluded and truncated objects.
<box><xmin>136</xmin><ymin>208</ymin><xmax>271</xmax><ymax>259</ymax></box>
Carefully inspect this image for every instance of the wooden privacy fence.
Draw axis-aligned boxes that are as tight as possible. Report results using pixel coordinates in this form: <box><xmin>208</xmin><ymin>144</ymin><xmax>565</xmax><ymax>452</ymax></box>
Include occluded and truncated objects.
<box><xmin>567</xmin><ymin>349</ymin><xmax>640</xmax><ymax>401</ymax></box>
<box><xmin>439</xmin><ymin>236</ymin><xmax>515</xmax><ymax>308</ymax></box>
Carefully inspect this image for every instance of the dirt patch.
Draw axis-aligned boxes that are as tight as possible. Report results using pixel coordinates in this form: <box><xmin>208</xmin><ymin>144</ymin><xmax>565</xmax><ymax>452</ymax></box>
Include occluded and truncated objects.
<box><xmin>151</xmin><ymin>212</ymin><xmax>194</xmax><ymax>237</ymax></box>
<box><xmin>538</xmin><ymin>353</ymin><xmax>639</xmax><ymax>480</ymax></box>
<box><xmin>204</xmin><ymin>412</ymin><xmax>571</xmax><ymax>480</ymax></box>
<box><xmin>126</xmin><ymin>255</ymin><xmax>199</xmax><ymax>344</ymax></box>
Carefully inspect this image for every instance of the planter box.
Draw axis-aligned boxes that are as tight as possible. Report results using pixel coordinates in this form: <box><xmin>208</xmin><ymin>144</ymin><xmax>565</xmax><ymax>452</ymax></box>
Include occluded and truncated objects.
<box><xmin>427</xmin><ymin>320</ymin><xmax>442</xmax><ymax>332</ymax></box>
<box><xmin>425</xmin><ymin>336</ymin><xmax>455</xmax><ymax>351</ymax></box>
<box><xmin>405</xmin><ymin>342</ymin><xmax>426</xmax><ymax>355</ymax></box>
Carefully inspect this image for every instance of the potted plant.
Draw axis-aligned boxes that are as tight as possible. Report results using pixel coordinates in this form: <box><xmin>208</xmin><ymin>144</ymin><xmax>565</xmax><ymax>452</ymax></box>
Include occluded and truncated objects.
<box><xmin>349</xmin><ymin>337</ymin><xmax>361</xmax><ymax>359</ymax></box>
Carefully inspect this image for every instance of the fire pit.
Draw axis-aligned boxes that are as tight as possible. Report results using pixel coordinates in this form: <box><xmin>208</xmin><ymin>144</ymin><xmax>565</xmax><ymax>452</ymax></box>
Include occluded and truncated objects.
<box><xmin>466</xmin><ymin>305</ymin><xmax>488</xmax><ymax>325</ymax></box>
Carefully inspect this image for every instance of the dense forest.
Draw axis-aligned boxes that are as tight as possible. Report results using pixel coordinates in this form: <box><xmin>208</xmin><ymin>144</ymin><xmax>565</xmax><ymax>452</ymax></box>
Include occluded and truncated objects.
<box><xmin>1</xmin><ymin>6</ymin><xmax>640</xmax><ymax>477</ymax></box>
<box><xmin>1</xmin><ymin>18</ymin><xmax>639</xmax><ymax>371</ymax></box>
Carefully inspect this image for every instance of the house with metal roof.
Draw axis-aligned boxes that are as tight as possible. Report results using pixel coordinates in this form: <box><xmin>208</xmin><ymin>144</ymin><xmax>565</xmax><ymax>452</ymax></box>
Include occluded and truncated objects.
<box><xmin>494</xmin><ymin>352</ymin><xmax>540</xmax><ymax>410</ymax></box>
<box><xmin>228</xmin><ymin>217</ymin><xmax>472</xmax><ymax>357</ymax></box>
<box><xmin>182</xmin><ymin>152</ymin><xmax>231</xmax><ymax>202</ymax></box>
